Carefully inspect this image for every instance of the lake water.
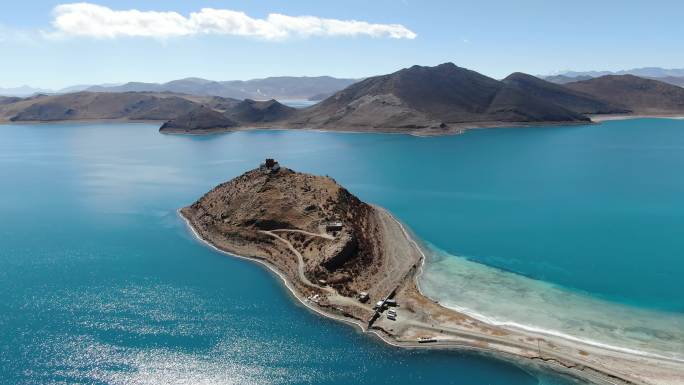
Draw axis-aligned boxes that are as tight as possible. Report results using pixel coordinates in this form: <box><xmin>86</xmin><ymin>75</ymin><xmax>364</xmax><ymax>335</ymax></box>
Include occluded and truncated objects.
<box><xmin>1</xmin><ymin>119</ymin><xmax>683</xmax><ymax>383</ymax></box>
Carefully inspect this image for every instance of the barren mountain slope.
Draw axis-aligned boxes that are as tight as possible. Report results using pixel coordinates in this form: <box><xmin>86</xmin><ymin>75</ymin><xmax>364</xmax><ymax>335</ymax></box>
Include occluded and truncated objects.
<box><xmin>565</xmin><ymin>75</ymin><xmax>684</xmax><ymax>114</ymax></box>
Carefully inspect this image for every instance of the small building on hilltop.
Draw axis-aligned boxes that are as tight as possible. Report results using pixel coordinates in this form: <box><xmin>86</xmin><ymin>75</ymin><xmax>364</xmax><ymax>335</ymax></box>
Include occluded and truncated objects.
<box><xmin>261</xmin><ymin>158</ymin><xmax>280</xmax><ymax>173</ymax></box>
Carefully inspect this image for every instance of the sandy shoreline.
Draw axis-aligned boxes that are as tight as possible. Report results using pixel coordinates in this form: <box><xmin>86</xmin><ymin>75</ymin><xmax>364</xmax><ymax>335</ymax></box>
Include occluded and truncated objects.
<box><xmin>178</xmin><ymin>206</ymin><xmax>684</xmax><ymax>385</ymax></box>
<box><xmin>390</xmin><ymin>217</ymin><xmax>684</xmax><ymax>364</ymax></box>
<box><xmin>589</xmin><ymin>114</ymin><xmax>684</xmax><ymax>122</ymax></box>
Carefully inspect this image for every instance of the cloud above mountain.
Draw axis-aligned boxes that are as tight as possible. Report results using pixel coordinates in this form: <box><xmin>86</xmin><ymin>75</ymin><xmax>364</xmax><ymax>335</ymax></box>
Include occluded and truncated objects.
<box><xmin>49</xmin><ymin>3</ymin><xmax>417</xmax><ymax>40</ymax></box>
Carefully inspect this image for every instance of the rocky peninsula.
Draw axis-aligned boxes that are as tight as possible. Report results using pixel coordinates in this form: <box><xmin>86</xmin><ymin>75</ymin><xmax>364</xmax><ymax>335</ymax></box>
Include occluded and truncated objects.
<box><xmin>181</xmin><ymin>160</ymin><xmax>684</xmax><ymax>385</ymax></box>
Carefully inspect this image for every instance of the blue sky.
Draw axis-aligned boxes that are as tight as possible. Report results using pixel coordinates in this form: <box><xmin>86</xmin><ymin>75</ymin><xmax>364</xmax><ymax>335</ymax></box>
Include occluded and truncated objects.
<box><xmin>1</xmin><ymin>0</ymin><xmax>683</xmax><ymax>88</ymax></box>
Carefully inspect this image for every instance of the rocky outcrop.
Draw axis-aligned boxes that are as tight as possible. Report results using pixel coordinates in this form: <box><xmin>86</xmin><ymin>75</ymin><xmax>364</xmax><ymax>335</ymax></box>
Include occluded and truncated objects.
<box><xmin>180</xmin><ymin>162</ymin><xmax>383</xmax><ymax>296</ymax></box>
<box><xmin>321</xmin><ymin>232</ymin><xmax>358</xmax><ymax>271</ymax></box>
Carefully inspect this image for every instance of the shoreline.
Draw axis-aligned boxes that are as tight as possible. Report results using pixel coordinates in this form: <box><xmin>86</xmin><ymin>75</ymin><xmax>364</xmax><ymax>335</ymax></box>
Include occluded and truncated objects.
<box><xmin>154</xmin><ymin>114</ymin><xmax>684</xmax><ymax>137</ymax></box>
<box><xmin>158</xmin><ymin>119</ymin><xmax>593</xmax><ymax>137</ymax></box>
<box><xmin>3</xmin><ymin>113</ymin><xmax>683</xmax><ymax>137</ymax></box>
<box><xmin>178</xmin><ymin>207</ymin><xmax>683</xmax><ymax>385</ymax></box>
<box><xmin>178</xmin><ymin>209</ymin><xmax>372</xmax><ymax>333</ymax></box>
<box><xmin>0</xmin><ymin>118</ymin><xmax>167</xmax><ymax>125</ymax></box>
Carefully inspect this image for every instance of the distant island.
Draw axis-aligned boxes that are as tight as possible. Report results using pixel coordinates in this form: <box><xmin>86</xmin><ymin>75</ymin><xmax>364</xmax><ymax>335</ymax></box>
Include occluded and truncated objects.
<box><xmin>2</xmin><ymin>63</ymin><xmax>684</xmax><ymax>135</ymax></box>
<box><xmin>181</xmin><ymin>160</ymin><xmax>683</xmax><ymax>385</ymax></box>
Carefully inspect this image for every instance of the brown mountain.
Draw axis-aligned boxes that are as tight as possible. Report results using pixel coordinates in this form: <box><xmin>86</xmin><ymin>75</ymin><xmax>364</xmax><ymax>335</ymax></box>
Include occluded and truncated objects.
<box><xmin>565</xmin><ymin>75</ymin><xmax>684</xmax><ymax>114</ymax></box>
<box><xmin>159</xmin><ymin>106</ymin><xmax>238</xmax><ymax>133</ymax></box>
<box><xmin>288</xmin><ymin>63</ymin><xmax>589</xmax><ymax>132</ymax></box>
<box><xmin>225</xmin><ymin>99</ymin><xmax>296</xmax><ymax>123</ymax></box>
<box><xmin>503</xmin><ymin>73</ymin><xmax>630</xmax><ymax>114</ymax></box>
<box><xmin>0</xmin><ymin>91</ymin><xmax>245</xmax><ymax>125</ymax></box>
<box><xmin>2</xmin><ymin>92</ymin><xmax>207</xmax><ymax>122</ymax></box>
<box><xmin>646</xmin><ymin>76</ymin><xmax>684</xmax><ymax>88</ymax></box>
<box><xmin>158</xmin><ymin>98</ymin><xmax>296</xmax><ymax>133</ymax></box>
<box><xmin>184</xmin><ymin>95</ymin><xmax>241</xmax><ymax>112</ymax></box>
<box><xmin>0</xmin><ymin>96</ymin><xmax>22</xmax><ymax>106</ymax></box>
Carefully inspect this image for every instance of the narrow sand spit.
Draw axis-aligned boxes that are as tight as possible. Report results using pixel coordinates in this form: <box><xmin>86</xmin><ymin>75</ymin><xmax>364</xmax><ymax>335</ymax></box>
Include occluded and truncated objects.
<box><xmin>180</xmin><ymin>205</ymin><xmax>684</xmax><ymax>385</ymax></box>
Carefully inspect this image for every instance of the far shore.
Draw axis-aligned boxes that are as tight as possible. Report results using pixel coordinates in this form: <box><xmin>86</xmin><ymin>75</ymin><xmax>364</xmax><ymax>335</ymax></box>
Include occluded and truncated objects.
<box><xmin>158</xmin><ymin>119</ymin><xmax>593</xmax><ymax>137</ymax></box>
<box><xmin>0</xmin><ymin>118</ymin><xmax>167</xmax><ymax>125</ymax></box>
<box><xmin>2</xmin><ymin>113</ymin><xmax>684</xmax><ymax>136</ymax></box>
<box><xmin>154</xmin><ymin>113</ymin><xmax>684</xmax><ymax>137</ymax></box>
<box><xmin>179</xmin><ymin>205</ymin><xmax>684</xmax><ymax>385</ymax></box>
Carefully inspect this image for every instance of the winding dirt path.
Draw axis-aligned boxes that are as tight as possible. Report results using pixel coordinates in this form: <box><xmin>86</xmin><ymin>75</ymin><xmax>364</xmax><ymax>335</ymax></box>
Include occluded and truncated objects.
<box><xmin>259</xmin><ymin>230</ymin><xmax>319</xmax><ymax>289</ymax></box>
<box><xmin>270</xmin><ymin>228</ymin><xmax>335</xmax><ymax>240</ymax></box>
<box><xmin>260</xmin><ymin>229</ymin><xmax>374</xmax><ymax>312</ymax></box>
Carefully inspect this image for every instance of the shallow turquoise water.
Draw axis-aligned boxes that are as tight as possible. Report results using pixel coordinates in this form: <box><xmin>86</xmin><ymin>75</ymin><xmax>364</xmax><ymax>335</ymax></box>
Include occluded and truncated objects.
<box><xmin>1</xmin><ymin>120</ymin><xmax>683</xmax><ymax>383</ymax></box>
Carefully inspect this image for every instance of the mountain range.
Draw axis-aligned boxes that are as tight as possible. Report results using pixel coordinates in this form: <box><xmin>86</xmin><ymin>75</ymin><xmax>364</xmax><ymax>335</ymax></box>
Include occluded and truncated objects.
<box><xmin>0</xmin><ymin>85</ymin><xmax>55</xmax><ymax>97</ymax></box>
<box><xmin>160</xmin><ymin>63</ymin><xmax>684</xmax><ymax>134</ymax></box>
<box><xmin>0</xmin><ymin>76</ymin><xmax>357</xmax><ymax>100</ymax></box>
<box><xmin>545</xmin><ymin>67</ymin><xmax>684</xmax><ymax>88</ymax></box>
<box><xmin>3</xmin><ymin>63</ymin><xmax>684</xmax><ymax>135</ymax></box>
<box><xmin>554</xmin><ymin>67</ymin><xmax>684</xmax><ymax>78</ymax></box>
<box><xmin>0</xmin><ymin>92</ymin><xmax>236</xmax><ymax>122</ymax></box>
<box><xmin>565</xmin><ymin>75</ymin><xmax>684</xmax><ymax>114</ymax></box>
<box><xmin>6</xmin><ymin>66</ymin><xmax>682</xmax><ymax>101</ymax></box>
<box><xmin>286</xmin><ymin>63</ymin><xmax>593</xmax><ymax>131</ymax></box>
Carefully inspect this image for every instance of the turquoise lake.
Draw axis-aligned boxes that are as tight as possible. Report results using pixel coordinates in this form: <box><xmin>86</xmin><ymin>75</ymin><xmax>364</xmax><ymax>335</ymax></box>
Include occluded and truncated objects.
<box><xmin>1</xmin><ymin>119</ymin><xmax>683</xmax><ymax>384</ymax></box>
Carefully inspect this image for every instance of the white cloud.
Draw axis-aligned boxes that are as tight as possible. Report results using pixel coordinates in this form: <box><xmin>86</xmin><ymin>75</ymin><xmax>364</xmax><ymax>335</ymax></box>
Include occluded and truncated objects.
<box><xmin>49</xmin><ymin>3</ymin><xmax>417</xmax><ymax>40</ymax></box>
